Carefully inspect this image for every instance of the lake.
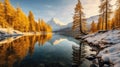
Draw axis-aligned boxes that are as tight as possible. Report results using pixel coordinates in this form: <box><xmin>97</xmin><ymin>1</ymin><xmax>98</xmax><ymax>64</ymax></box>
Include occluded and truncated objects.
<box><xmin>0</xmin><ymin>33</ymin><xmax>93</xmax><ymax>67</ymax></box>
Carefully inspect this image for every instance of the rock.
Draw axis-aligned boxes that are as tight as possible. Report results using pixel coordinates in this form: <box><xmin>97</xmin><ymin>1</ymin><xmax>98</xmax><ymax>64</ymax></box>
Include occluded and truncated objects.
<box><xmin>85</xmin><ymin>55</ymin><xmax>96</xmax><ymax>61</ymax></box>
<box><xmin>90</xmin><ymin>64</ymin><xmax>97</xmax><ymax>67</ymax></box>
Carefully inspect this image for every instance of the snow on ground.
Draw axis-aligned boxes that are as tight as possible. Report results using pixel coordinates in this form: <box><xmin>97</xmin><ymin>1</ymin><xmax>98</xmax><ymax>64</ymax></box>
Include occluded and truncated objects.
<box><xmin>0</xmin><ymin>28</ymin><xmax>52</xmax><ymax>37</ymax></box>
<box><xmin>83</xmin><ymin>30</ymin><xmax>120</xmax><ymax>47</ymax></box>
<box><xmin>97</xmin><ymin>43</ymin><xmax>120</xmax><ymax>67</ymax></box>
<box><xmin>0</xmin><ymin>28</ymin><xmax>22</xmax><ymax>34</ymax></box>
<box><xmin>0</xmin><ymin>28</ymin><xmax>22</xmax><ymax>38</ymax></box>
<box><xmin>82</xmin><ymin>30</ymin><xmax>120</xmax><ymax>67</ymax></box>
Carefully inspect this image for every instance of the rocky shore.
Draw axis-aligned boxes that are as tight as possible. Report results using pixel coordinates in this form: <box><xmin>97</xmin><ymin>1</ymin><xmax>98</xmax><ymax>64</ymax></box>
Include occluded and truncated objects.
<box><xmin>80</xmin><ymin>30</ymin><xmax>120</xmax><ymax>67</ymax></box>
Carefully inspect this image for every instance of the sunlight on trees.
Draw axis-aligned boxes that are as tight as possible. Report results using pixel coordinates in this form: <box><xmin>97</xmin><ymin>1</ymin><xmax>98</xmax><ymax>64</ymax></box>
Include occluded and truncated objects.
<box><xmin>72</xmin><ymin>0</ymin><xmax>120</xmax><ymax>34</ymax></box>
<box><xmin>72</xmin><ymin>0</ymin><xmax>87</xmax><ymax>35</ymax></box>
<box><xmin>0</xmin><ymin>0</ymin><xmax>120</xmax><ymax>35</ymax></box>
<box><xmin>99</xmin><ymin>0</ymin><xmax>112</xmax><ymax>30</ymax></box>
<box><xmin>0</xmin><ymin>0</ymin><xmax>52</xmax><ymax>33</ymax></box>
<box><xmin>90</xmin><ymin>21</ymin><xmax>97</xmax><ymax>33</ymax></box>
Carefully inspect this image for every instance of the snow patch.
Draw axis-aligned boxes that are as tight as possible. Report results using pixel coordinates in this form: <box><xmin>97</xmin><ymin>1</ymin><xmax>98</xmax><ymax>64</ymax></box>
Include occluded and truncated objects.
<box><xmin>83</xmin><ymin>30</ymin><xmax>120</xmax><ymax>67</ymax></box>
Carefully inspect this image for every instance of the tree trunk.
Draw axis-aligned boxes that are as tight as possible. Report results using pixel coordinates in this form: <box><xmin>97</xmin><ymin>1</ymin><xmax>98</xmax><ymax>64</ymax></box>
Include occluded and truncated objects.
<box><xmin>105</xmin><ymin>0</ymin><xmax>108</xmax><ymax>30</ymax></box>
<box><xmin>79</xmin><ymin>10</ymin><xmax>84</xmax><ymax>34</ymax></box>
<box><xmin>102</xmin><ymin>12</ymin><xmax>104</xmax><ymax>30</ymax></box>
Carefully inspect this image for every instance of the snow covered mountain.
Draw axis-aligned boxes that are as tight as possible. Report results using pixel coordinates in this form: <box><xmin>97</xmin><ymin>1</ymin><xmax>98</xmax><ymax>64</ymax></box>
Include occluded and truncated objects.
<box><xmin>47</xmin><ymin>18</ymin><xmax>72</xmax><ymax>31</ymax></box>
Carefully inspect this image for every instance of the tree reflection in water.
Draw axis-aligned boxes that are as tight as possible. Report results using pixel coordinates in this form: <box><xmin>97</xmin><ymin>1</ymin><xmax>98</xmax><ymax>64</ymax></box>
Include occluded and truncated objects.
<box><xmin>72</xmin><ymin>42</ymin><xmax>86</xmax><ymax>67</ymax></box>
<box><xmin>0</xmin><ymin>33</ymin><xmax>52</xmax><ymax>67</ymax></box>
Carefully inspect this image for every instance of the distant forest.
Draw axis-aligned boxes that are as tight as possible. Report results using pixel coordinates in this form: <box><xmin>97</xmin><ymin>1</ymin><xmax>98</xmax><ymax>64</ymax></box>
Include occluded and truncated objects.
<box><xmin>0</xmin><ymin>0</ymin><xmax>52</xmax><ymax>32</ymax></box>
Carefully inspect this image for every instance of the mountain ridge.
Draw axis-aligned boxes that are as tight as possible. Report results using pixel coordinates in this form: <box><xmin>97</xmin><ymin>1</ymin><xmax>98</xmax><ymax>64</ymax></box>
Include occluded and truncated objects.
<box><xmin>47</xmin><ymin>15</ymin><xmax>99</xmax><ymax>31</ymax></box>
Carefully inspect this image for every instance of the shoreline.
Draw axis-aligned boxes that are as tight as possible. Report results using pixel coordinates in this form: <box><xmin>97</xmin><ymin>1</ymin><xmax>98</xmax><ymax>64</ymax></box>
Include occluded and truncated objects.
<box><xmin>79</xmin><ymin>30</ymin><xmax>120</xmax><ymax>67</ymax></box>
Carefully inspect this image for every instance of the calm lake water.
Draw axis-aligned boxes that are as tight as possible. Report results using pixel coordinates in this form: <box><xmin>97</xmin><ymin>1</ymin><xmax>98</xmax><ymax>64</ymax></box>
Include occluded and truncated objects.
<box><xmin>0</xmin><ymin>33</ymin><xmax>92</xmax><ymax>67</ymax></box>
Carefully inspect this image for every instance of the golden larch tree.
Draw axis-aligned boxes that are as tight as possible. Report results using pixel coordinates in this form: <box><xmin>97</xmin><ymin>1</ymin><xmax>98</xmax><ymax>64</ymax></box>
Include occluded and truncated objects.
<box><xmin>90</xmin><ymin>21</ymin><xmax>97</xmax><ymax>33</ymax></box>
<box><xmin>72</xmin><ymin>0</ymin><xmax>86</xmax><ymax>34</ymax></box>
<box><xmin>97</xmin><ymin>16</ymin><xmax>103</xmax><ymax>30</ymax></box>
<box><xmin>4</xmin><ymin>0</ymin><xmax>15</xmax><ymax>26</ymax></box>
<box><xmin>13</xmin><ymin>7</ymin><xmax>29</xmax><ymax>32</ymax></box>
<box><xmin>28</xmin><ymin>11</ymin><xmax>36</xmax><ymax>32</ymax></box>
<box><xmin>99</xmin><ymin>0</ymin><xmax>112</xmax><ymax>30</ymax></box>
<box><xmin>0</xmin><ymin>2</ymin><xmax>9</xmax><ymax>28</ymax></box>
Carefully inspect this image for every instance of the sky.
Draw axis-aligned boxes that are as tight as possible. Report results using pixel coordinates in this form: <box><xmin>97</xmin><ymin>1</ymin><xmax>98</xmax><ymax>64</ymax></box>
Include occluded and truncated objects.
<box><xmin>9</xmin><ymin>0</ymin><xmax>116</xmax><ymax>24</ymax></box>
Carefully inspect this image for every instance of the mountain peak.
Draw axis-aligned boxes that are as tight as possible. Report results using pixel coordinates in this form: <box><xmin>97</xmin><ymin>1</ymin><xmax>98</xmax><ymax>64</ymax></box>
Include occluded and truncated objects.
<box><xmin>51</xmin><ymin>18</ymin><xmax>67</xmax><ymax>26</ymax></box>
<box><xmin>47</xmin><ymin>18</ymin><xmax>72</xmax><ymax>31</ymax></box>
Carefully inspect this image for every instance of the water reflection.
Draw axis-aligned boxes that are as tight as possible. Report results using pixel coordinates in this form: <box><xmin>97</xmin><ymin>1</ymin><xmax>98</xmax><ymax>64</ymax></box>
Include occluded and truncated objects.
<box><xmin>0</xmin><ymin>33</ymin><xmax>93</xmax><ymax>67</ymax></box>
<box><xmin>0</xmin><ymin>33</ymin><xmax>52</xmax><ymax>67</ymax></box>
<box><xmin>72</xmin><ymin>42</ymin><xmax>86</xmax><ymax>67</ymax></box>
<box><xmin>72</xmin><ymin>42</ymin><xmax>96</xmax><ymax>67</ymax></box>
